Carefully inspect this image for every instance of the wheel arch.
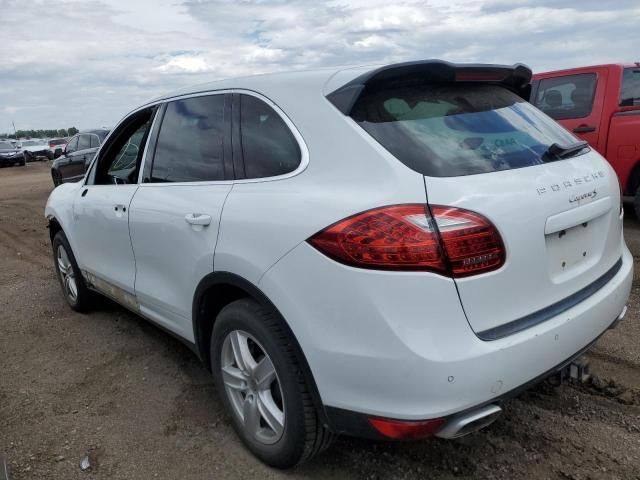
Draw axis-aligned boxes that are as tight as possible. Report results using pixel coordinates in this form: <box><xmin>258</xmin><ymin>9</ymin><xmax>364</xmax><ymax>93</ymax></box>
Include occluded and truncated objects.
<box><xmin>192</xmin><ymin>271</ymin><xmax>329</xmax><ymax>426</ymax></box>
<box><xmin>47</xmin><ymin>215</ymin><xmax>63</xmax><ymax>243</ymax></box>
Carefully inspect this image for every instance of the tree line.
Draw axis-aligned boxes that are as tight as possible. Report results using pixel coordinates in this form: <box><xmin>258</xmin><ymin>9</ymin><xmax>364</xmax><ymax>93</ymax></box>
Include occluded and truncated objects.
<box><xmin>0</xmin><ymin>127</ymin><xmax>79</xmax><ymax>139</ymax></box>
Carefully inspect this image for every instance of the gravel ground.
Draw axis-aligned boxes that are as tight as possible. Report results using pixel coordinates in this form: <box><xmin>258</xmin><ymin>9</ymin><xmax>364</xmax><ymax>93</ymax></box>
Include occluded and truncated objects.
<box><xmin>0</xmin><ymin>162</ymin><xmax>639</xmax><ymax>480</ymax></box>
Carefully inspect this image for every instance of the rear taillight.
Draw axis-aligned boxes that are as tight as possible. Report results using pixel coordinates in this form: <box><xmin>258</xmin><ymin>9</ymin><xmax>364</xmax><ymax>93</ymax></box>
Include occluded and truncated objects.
<box><xmin>308</xmin><ymin>204</ymin><xmax>505</xmax><ymax>277</ymax></box>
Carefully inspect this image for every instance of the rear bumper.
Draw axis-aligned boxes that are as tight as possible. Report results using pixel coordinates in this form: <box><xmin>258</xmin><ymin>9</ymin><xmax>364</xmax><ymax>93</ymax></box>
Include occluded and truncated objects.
<box><xmin>260</xmin><ymin>242</ymin><xmax>633</xmax><ymax>424</ymax></box>
<box><xmin>324</xmin><ymin>306</ymin><xmax>625</xmax><ymax>439</ymax></box>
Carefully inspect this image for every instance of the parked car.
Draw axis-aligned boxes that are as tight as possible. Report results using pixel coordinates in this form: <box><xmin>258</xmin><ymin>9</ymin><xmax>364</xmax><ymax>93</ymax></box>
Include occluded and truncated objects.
<box><xmin>21</xmin><ymin>139</ymin><xmax>50</xmax><ymax>161</ymax></box>
<box><xmin>48</xmin><ymin>137</ymin><xmax>69</xmax><ymax>159</ymax></box>
<box><xmin>0</xmin><ymin>140</ymin><xmax>25</xmax><ymax>166</ymax></box>
<box><xmin>50</xmin><ymin>130</ymin><xmax>109</xmax><ymax>186</ymax></box>
<box><xmin>44</xmin><ymin>60</ymin><xmax>632</xmax><ymax>468</ymax></box>
<box><xmin>532</xmin><ymin>63</ymin><xmax>640</xmax><ymax>216</ymax></box>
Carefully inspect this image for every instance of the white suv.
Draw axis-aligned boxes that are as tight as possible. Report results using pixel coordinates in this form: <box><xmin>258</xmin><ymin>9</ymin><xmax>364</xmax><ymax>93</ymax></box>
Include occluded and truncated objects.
<box><xmin>45</xmin><ymin>60</ymin><xmax>633</xmax><ymax>468</ymax></box>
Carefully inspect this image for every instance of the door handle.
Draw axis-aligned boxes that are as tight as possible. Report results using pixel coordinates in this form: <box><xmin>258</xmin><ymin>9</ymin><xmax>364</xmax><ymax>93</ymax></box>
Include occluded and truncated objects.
<box><xmin>573</xmin><ymin>125</ymin><xmax>596</xmax><ymax>133</ymax></box>
<box><xmin>184</xmin><ymin>213</ymin><xmax>212</xmax><ymax>226</ymax></box>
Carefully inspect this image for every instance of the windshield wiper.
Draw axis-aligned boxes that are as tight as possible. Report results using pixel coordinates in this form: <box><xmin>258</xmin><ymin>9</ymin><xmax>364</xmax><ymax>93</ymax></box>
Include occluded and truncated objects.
<box><xmin>541</xmin><ymin>140</ymin><xmax>589</xmax><ymax>162</ymax></box>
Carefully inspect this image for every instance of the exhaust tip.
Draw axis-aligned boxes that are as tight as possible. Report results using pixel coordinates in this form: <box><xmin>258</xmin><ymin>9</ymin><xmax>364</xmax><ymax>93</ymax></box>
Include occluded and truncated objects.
<box><xmin>435</xmin><ymin>404</ymin><xmax>502</xmax><ymax>439</ymax></box>
<box><xmin>609</xmin><ymin>305</ymin><xmax>628</xmax><ymax>330</ymax></box>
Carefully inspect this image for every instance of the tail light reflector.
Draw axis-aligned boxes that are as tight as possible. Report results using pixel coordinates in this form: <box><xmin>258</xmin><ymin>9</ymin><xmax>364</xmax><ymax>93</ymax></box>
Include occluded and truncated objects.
<box><xmin>368</xmin><ymin>416</ymin><xmax>445</xmax><ymax>439</ymax></box>
<box><xmin>308</xmin><ymin>204</ymin><xmax>505</xmax><ymax>277</ymax></box>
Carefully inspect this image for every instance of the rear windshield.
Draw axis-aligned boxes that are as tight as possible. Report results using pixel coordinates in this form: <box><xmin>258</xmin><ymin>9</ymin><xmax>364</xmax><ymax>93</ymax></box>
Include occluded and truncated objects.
<box><xmin>351</xmin><ymin>84</ymin><xmax>579</xmax><ymax>177</ymax></box>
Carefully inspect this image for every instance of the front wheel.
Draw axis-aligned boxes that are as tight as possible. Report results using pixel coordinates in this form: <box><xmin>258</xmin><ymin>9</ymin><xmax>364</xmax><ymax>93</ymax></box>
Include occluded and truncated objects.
<box><xmin>52</xmin><ymin>231</ymin><xmax>93</xmax><ymax>312</ymax></box>
<box><xmin>211</xmin><ymin>299</ymin><xmax>334</xmax><ymax>468</ymax></box>
<box><xmin>52</xmin><ymin>170</ymin><xmax>62</xmax><ymax>187</ymax></box>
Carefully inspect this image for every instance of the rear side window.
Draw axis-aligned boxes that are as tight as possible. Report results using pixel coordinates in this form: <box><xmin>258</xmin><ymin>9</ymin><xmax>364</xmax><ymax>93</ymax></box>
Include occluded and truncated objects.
<box><xmin>533</xmin><ymin>73</ymin><xmax>596</xmax><ymax>119</ymax></box>
<box><xmin>78</xmin><ymin>134</ymin><xmax>91</xmax><ymax>150</ymax></box>
<box><xmin>239</xmin><ymin>94</ymin><xmax>301</xmax><ymax>178</ymax></box>
<box><xmin>351</xmin><ymin>83</ymin><xmax>578</xmax><ymax>177</ymax></box>
<box><xmin>620</xmin><ymin>68</ymin><xmax>640</xmax><ymax>106</ymax></box>
<box><xmin>151</xmin><ymin>95</ymin><xmax>225</xmax><ymax>183</ymax></box>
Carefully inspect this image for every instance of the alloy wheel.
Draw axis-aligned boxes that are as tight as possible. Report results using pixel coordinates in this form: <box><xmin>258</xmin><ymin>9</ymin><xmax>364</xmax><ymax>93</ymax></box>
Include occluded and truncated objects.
<box><xmin>57</xmin><ymin>245</ymin><xmax>78</xmax><ymax>302</ymax></box>
<box><xmin>221</xmin><ymin>330</ymin><xmax>285</xmax><ymax>445</ymax></box>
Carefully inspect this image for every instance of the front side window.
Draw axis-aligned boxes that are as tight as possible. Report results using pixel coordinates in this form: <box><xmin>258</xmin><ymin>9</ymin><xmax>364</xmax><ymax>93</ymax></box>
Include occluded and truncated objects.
<box><xmin>239</xmin><ymin>94</ymin><xmax>301</xmax><ymax>178</ymax></box>
<box><xmin>151</xmin><ymin>95</ymin><xmax>225</xmax><ymax>183</ymax></box>
<box><xmin>533</xmin><ymin>73</ymin><xmax>597</xmax><ymax>120</ymax></box>
<box><xmin>351</xmin><ymin>83</ymin><xmax>579</xmax><ymax>177</ymax></box>
<box><xmin>90</xmin><ymin>134</ymin><xmax>100</xmax><ymax>148</ymax></box>
<box><xmin>78</xmin><ymin>134</ymin><xmax>91</xmax><ymax>150</ymax></box>
<box><xmin>93</xmin><ymin>109</ymin><xmax>154</xmax><ymax>185</ymax></box>
<box><xmin>65</xmin><ymin>136</ymin><xmax>79</xmax><ymax>154</ymax></box>
<box><xmin>620</xmin><ymin>68</ymin><xmax>640</xmax><ymax>106</ymax></box>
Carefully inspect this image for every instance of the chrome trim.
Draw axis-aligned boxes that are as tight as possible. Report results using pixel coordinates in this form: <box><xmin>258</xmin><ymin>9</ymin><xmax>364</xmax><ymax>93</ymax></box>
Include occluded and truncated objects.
<box><xmin>608</xmin><ymin>305</ymin><xmax>628</xmax><ymax>330</ymax></box>
<box><xmin>436</xmin><ymin>404</ymin><xmax>502</xmax><ymax>439</ymax></box>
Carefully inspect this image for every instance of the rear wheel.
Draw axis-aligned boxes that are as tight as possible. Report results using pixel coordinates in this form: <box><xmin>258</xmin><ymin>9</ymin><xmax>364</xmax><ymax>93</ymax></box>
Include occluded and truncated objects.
<box><xmin>211</xmin><ymin>299</ymin><xmax>334</xmax><ymax>468</ymax></box>
<box><xmin>52</xmin><ymin>231</ymin><xmax>93</xmax><ymax>312</ymax></box>
<box><xmin>23</xmin><ymin>151</ymin><xmax>32</xmax><ymax>162</ymax></box>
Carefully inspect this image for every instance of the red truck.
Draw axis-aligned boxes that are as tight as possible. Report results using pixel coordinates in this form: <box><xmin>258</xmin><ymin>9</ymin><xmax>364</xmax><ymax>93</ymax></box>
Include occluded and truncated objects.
<box><xmin>532</xmin><ymin>64</ymin><xmax>640</xmax><ymax>216</ymax></box>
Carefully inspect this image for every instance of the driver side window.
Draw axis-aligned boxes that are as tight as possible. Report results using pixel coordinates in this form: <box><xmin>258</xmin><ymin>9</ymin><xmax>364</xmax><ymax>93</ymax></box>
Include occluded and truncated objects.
<box><xmin>93</xmin><ymin>108</ymin><xmax>155</xmax><ymax>185</ymax></box>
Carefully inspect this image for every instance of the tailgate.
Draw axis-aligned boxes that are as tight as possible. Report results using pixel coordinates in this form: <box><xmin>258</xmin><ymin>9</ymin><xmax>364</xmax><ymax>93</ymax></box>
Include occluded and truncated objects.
<box><xmin>425</xmin><ymin>152</ymin><xmax>623</xmax><ymax>338</ymax></box>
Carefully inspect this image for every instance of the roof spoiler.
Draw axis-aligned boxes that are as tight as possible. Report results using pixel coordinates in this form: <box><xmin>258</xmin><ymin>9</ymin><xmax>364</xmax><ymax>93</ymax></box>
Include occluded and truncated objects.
<box><xmin>327</xmin><ymin>60</ymin><xmax>533</xmax><ymax>115</ymax></box>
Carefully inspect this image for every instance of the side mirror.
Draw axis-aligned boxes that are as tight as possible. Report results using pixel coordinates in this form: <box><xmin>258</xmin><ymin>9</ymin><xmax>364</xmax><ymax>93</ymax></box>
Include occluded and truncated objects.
<box><xmin>54</xmin><ymin>148</ymin><xmax>62</xmax><ymax>159</ymax></box>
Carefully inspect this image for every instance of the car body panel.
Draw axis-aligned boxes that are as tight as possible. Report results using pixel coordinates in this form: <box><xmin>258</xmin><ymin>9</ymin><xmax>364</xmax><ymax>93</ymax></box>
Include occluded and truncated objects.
<box><xmin>129</xmin><ymin>183</ymin><xmax>233</xmax><ymax>341</ymax></box>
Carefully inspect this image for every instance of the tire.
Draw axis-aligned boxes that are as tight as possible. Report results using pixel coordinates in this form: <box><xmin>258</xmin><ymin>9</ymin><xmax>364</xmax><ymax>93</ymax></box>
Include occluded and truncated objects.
<box><xmin>52</xmin><ymin>170</ymin><xmax>62</xmax><ymax>187</ymax></box>
<box><xmin>52</xmin><ymin>231</ymin><xmax>93</xmax><ymax>312</ymax></box>
<box><xmin>211</xmin><ymin>299</ymin><xmax>334</xmax><ymax>468</ymax></box>
<box><xmin>23</xmin><ymin>151</ymin><xmax>32</xmax><ymax>162</ymax></box>
<box><xmin>19</xmin><ymin>158</ymin><xmax>26</xmax><ymax>166</ymax></box>
<box><xmin>634</xmin><ymin>187</ymin><xmax>640</xmax><ymax>221</ymax></box>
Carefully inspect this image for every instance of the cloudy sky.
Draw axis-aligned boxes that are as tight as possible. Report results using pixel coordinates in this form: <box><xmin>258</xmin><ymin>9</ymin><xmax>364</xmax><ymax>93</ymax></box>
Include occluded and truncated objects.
<box><xmin>1</xmin><ymin>0</ymin><xmax>639</xmax><ymax>132</ymax></box>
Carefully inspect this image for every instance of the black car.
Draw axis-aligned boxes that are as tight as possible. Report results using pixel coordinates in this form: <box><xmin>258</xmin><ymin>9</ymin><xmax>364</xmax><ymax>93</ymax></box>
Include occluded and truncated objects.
<box><xmin>51</xmin><ymin>129</ymin><xmax>110</xmax><ymax>186</ymax></box>
<box><xmin>0</xmin><ymin>141</ymin><xmax>26</xmax><ymax>167</ymax></box>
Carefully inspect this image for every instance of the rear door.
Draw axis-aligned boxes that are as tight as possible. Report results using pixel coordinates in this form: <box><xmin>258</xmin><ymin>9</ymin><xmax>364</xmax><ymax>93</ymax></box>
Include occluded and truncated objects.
<box><xmin>128</xmin><ymin>93</ymin><xmax>233</xmax><ymax>341</ymax></box>
<box><xmin>350</xmin><ymin>81</ymin><xmax>623</xmax><ymax>338</ymax></box>
<box><xmin>532</xmin><ymin>69</ymin><xmax>608</xmax><ymax>152</ymax></box>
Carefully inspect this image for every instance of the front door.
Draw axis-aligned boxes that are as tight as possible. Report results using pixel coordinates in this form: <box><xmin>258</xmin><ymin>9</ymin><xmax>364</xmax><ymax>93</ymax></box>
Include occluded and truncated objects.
<box><xmin>59</xmin><ymin>136</ymin><xmax>79</xmax><ymax>181</ymax></box>
<box><xmin>72</xmin><ymin>108</ymin><xmax>156</xmax><ymax>300</ymax></box>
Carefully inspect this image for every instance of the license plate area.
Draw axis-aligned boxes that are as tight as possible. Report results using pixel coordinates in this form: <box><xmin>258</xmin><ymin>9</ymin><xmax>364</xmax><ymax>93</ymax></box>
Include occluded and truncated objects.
<box><xmin>545</xmin><ymin>217</ymin><xmax>605</xmax><ymax>283</ymax></box>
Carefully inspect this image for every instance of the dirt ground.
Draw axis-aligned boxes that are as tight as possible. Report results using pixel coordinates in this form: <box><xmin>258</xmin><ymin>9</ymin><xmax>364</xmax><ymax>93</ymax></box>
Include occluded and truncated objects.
<box><xmin>0</xmin><ymin>162</ymin><xmax>638</xmax><ymax>480</ymax></box>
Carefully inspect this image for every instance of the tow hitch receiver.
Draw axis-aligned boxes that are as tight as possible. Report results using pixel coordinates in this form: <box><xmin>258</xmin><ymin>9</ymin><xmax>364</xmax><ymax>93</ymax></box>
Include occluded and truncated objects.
<box><xmin>561</xmin><ymin>355</ymin><xmax>591</xmax><ymax>384</ymax></box>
